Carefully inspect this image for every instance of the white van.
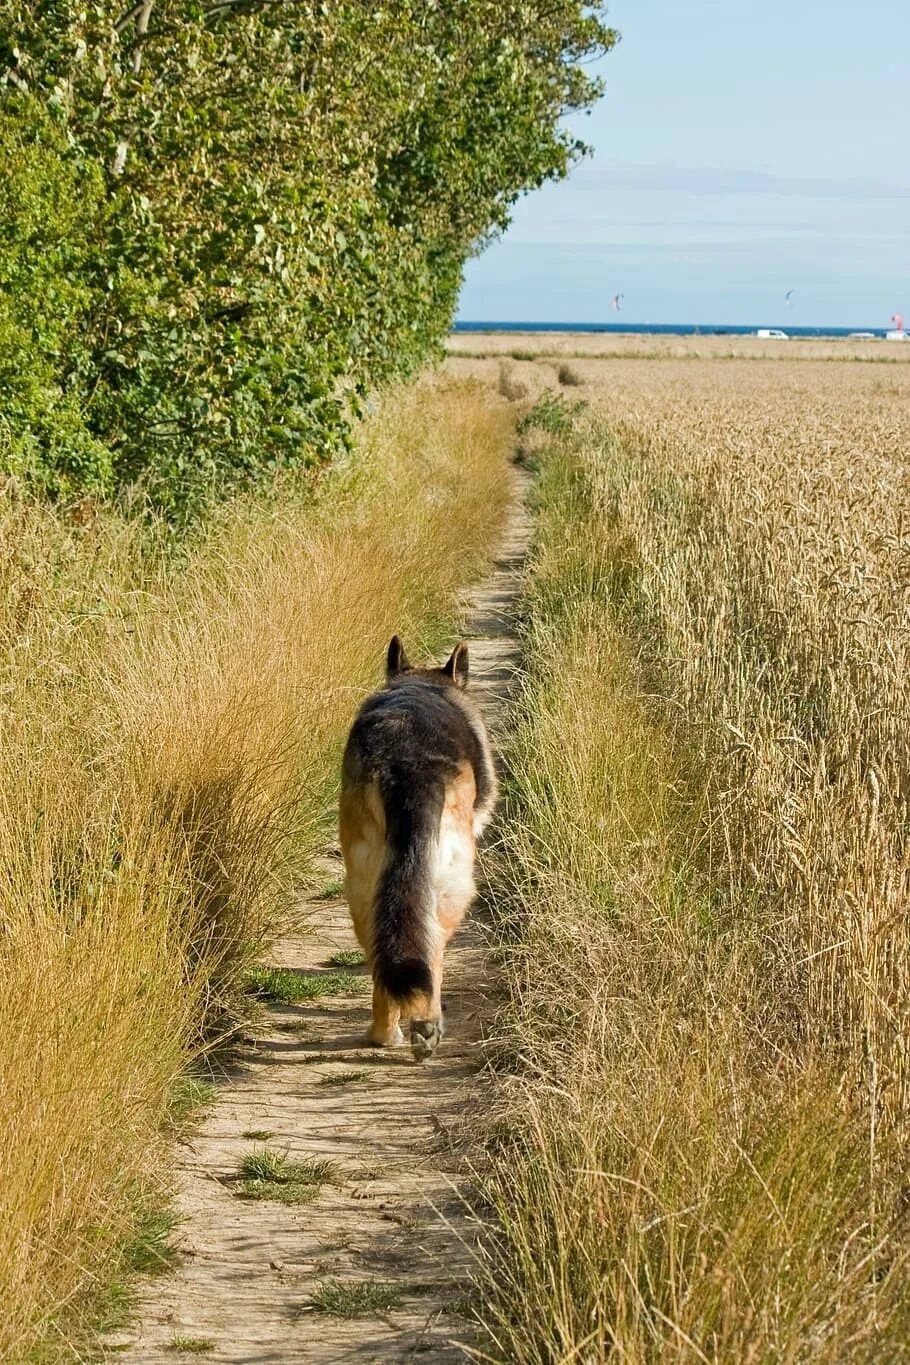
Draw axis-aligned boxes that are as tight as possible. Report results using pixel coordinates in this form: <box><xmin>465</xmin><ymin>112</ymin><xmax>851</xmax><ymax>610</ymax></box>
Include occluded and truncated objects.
<box><xmin>756</xmin><ymin>328</ymin><xmax>789</xmax><ymax>339</ymax></box>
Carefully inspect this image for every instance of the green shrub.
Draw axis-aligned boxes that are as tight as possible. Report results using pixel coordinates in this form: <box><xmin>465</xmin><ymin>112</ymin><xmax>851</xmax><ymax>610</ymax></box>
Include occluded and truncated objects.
<box><xmin>0</xmin><ymin>98</ymin><xmax>112</xmax><ymax>499</ymax></box>
<box><xmin>517</xmin><ymin>390</ymin><xmax>588</xmax><ymax>436</ymax></box>
<box><xmin>0</xmin><ymin>5</ymin><xmax>615</xmax><ymax>523</ymax></box>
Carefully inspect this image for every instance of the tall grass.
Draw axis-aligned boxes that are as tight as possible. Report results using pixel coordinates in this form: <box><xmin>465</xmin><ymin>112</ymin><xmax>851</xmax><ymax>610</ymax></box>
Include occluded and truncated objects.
<box><xmin>477</xmin><ymin>371</ymin><xmax>910</xmax><ymax>1362</ymax></box>
<box><xmin>0</xmin><ymin>378</ymin><xmax>513</xmax><ymax>1359</ymax></box>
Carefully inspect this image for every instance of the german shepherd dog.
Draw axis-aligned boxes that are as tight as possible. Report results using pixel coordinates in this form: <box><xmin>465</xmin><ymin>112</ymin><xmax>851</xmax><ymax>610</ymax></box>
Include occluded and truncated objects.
<box><xmin>340</xmin><ymin>636</ymin><xmax>497</xmax><ymax>1060</ymax></box>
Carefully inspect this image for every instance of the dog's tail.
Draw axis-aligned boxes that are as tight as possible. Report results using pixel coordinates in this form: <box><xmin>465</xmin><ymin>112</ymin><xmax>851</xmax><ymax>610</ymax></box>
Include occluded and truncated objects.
<box><xmin>373</xmin><ymin>763</ymin><xmax>443</xmax><ymax>1061</ymax></box>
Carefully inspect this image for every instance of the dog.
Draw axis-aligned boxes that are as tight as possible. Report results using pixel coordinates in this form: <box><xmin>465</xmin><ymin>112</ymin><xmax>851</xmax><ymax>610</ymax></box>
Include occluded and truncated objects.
<box><xmin>339</xmin><ymin>636</ymin><xmax>497</xmax><ymax>1060</ymax></box>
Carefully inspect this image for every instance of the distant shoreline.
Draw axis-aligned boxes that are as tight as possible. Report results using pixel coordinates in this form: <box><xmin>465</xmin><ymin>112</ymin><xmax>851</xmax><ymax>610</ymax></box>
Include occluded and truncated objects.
<box><xmin>453</xmin><ymin>321</ymin><xmax>895</xmax><ymax>339</ymax></box>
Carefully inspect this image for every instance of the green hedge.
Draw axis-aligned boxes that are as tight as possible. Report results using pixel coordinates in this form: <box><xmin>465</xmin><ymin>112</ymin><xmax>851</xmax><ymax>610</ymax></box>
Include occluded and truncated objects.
<box><xmin>0</xmin><ymin>103</ymin><xmax>111</xmax><ymax>498</ymax></box>
<box><xmin>0</xmin><ymin>4</ymin><xmax>614</xmax><ymax>522</ymax></box>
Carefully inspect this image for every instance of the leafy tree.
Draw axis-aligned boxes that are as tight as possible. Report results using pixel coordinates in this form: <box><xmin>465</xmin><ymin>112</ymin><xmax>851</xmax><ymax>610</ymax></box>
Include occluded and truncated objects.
<box><xmin>0</xmin><ymin>98</ymin><xmax>111</xmax><ymax>497</ymax></box>
<box><xmin>0</xmin><ymin>3</ymin><xmax>615</xmax><ymax>521</ymax></box>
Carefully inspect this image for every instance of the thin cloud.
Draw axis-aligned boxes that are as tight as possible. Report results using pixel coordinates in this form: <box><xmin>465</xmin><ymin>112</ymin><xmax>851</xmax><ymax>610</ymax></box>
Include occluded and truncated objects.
<box><xmin>578</xmin><ymin>161</ymin><xmax>910</xmax><ymax>200</ymax></box>
<box><xmin>494</xmin><ymin>230</ymin><xmax>910</xmax><ymax>255</ymax></box>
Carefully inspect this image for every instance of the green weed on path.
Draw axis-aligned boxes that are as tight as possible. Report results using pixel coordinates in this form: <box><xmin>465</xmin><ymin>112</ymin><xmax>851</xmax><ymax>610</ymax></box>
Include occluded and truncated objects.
<box><xmin>307</xmin><ymin>1281</ymin><xmax>404</xmax><ymax>1318</ymax></box>
<box><xmin>324</xmin><ymin>948</ymin><xmax>365</xmax><ymax>968</ymax></box>
<box><xmin>243</xmin><ymin>965</ymin><xmax>365</xmax><ymax>1003</ymax></box>
<box><xmin>317</xmin><ymin>1070</ymin><xmax>371</xmax><ymax>1087</ymax></box>
<box><xmin>235</xmin><ymin>1151</ymin><xmax>342</xmax><ymax>1206</ymax></box>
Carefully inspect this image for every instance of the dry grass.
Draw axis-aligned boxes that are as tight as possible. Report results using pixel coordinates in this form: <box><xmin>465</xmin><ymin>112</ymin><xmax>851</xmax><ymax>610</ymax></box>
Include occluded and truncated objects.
<box><xmin>0</xmin><ymin>377</ymin><xmax>513</xmax><ymax>1359</ymax></box>
<box><xmin>556</xmin><ymin>362</ymin><xmax>584</xmax><ymax>387</ymax></box>
<box><xmin>477</xmin><ymin>359</ymin><xmax>910</xmax><ymax>1361</ymax></box>
<box><xmin>497</xmin><ymin>360</ymin><xmax>529</xmax><ymax>402</ymax></box>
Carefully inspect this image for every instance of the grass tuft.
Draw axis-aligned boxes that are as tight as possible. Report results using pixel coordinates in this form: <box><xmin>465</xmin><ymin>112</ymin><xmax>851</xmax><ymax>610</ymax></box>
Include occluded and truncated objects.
<box><xmin>122</xmin><ymin>1206</ymin><xmax>181</xmax><ymax>1277</ymax></box>
<box><xmin>163</xmin><ymin>1076</ymin><xmax>217</xmax><ymax>1134</ymax></box>
<box><xmin>243</xmin><ymin>965</ymin><xmax>364</xmax><ymax>1002</ymax></box>
<box><xmin>556</xmin><ymin>361</ymin><xmax>584</xmax><ymax>386</ymax></box>
<box><xmin>271</xmin><ymin>1019</ymin><xmax>318</xmax><ymax>1036</ymax></box>
<box><xmin>324</xmin><ymin>948</ymin><xmax>365</xmax><ymax>968</ymax></box>
<box><xmin>235</xmin><ymin>1149</ymin><xmax>341</xmax><ymax>1204</ymax></box>
<box><xmin>496</xmin><ymin>361</ymin><xmax>528</xmax><ymax>403</ymax></box>
<box><xmin>317</xmin><ymin>1070</ymin><xmax>370</xmax><ymax>1086</ymax></box>
<box><xmin>307</xmin><ymin>1280</ymin><xmax>404</xmax><ymax>1317</ymax></box>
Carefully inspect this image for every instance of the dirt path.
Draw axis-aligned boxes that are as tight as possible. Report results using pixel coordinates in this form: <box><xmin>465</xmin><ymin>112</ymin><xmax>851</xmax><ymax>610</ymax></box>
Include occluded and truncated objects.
<box><xmin>116</xmin><ymin>471</ymin><xmax>528</xmax><ymax>1364</ymax></box>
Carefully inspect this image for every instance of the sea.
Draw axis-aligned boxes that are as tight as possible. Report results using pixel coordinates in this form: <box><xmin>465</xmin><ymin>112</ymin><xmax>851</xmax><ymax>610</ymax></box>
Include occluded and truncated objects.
<box><xmin>452</xmin><ymin>321</ymin><xmax>894</xmax><ymax>339</ymax></box>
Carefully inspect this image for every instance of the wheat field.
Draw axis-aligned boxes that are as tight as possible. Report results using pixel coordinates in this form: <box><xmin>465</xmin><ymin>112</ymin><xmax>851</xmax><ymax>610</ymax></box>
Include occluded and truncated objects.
<box><xmin>447</xmin><ymin>329</ymin><xmax>910</xmax><ymax>364</ymax></box>
<box><xmin>473</xmin><ymin>348</ymin><xmax>910</xmax><ymax>1361</ymax></box>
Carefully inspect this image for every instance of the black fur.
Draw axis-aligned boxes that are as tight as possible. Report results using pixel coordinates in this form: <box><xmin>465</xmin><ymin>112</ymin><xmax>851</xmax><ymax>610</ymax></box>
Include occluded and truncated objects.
<box><xmin>442</xmin><ymin>642</ymin><xmax>469</xmax><ymax>688</ymax></box>
<box><xmin>342</xmin><ymin>672</ymin><xmax>490</xmax><ymax>1003</ymax></box>
<box><xmin>386</xmin><ymin>634</ymin><xmax>411</xmax><ymax>680</ymax></box>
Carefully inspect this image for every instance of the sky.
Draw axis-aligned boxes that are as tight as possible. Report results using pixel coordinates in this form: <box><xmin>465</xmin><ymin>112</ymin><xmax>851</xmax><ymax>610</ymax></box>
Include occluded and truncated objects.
<box><xmin>457</xmin><ymin>0</ymin><xmax>910</xmax><ymax>327</ymax></box>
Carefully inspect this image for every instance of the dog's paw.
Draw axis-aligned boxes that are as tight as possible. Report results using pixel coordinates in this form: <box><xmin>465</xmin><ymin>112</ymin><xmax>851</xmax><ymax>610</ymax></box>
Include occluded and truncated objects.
<box><xmin>364</xmin><ymin>1024</ymin><xmax>404</xmax><ymax>1047</ymax></box>
<box><xmin>410</xmin><ymin>1018</ymin><xmax>443</xmax><ymax>1062</ymax></box>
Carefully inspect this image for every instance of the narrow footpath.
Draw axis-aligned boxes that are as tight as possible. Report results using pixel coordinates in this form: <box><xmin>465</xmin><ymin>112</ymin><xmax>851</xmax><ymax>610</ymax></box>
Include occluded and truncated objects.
<box><xmin>116</xmin><ymin>472</ymin><xmax>528</xmax><ymax>1363</ymax></box>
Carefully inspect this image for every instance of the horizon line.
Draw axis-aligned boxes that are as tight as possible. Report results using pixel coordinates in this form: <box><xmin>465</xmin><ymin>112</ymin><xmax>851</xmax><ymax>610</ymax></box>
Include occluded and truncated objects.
<box><xmin>452</xmin><ymin>320</ymin><xmax>900</xmax><ymax>332</ymax></box>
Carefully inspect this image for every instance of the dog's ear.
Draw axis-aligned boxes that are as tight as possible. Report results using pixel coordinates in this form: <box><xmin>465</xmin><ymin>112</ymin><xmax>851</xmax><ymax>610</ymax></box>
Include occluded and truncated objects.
<box><xmin>386</xmin><ymin>635</ymin><xmax>411</xmax><ymax>679</ymax></box>
<box><xmin>443</xmin><ymin>642</ymin><xmax>469</xmax><ymax>689</ymax></box>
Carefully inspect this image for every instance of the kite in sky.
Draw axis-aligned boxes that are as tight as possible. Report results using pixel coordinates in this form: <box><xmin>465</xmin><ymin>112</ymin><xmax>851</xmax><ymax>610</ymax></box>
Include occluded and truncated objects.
<box><xmin>892</xmin><ymin>312</ymin><xmax>905</xmax><ymax>331</ymax></box>
<box><xmin>785</xmin><ymin>289</ymin><xmax>797</xmax><ymax>306</ymax></box>
<box><xmin>611</xmin><ymin>293</ymin><xmax>623</xmax><ymax>312</ymax></box>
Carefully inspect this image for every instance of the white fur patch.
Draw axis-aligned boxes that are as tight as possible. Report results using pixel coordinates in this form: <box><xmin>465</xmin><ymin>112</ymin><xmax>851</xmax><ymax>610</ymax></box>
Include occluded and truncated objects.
<box><xmin>473</xmin><ymin>807</ymin><xmax>493</xmax><ymax>839</ymax></box>
<box><xmin>436</xmin><ymin>810</ymin><xmax>476</xmax><ymax>912</ymax></box>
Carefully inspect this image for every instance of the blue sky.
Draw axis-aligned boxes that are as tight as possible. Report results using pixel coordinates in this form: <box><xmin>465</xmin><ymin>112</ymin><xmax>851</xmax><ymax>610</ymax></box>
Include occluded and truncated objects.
<box><xmin>457</xmin><ymin>0</ymin><xmax>910</xmax><ymax>327</ymax></box>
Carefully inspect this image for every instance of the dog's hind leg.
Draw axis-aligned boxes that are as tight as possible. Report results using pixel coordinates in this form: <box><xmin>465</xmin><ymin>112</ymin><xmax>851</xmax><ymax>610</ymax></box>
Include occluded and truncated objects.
<box><xmin>409</xmin><ymin>767</ymin><xmax>476</xmax><ymax>1063</ymax></box>
<box><xmin>366</xmin><ymin>981</ymin><xmax>404</xmax><ymax>1047</ymax></box>
<box><xmin>409</xmin><ymin>948</ymin><xmax>444</xmax><ymax>1061</ymax></box>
